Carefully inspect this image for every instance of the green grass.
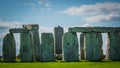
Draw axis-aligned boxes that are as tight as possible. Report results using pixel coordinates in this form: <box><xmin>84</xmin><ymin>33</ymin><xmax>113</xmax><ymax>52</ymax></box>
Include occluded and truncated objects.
<box><xmin>0</xmin><ymin>61</ymin><xmax>120</xmax><ymax>68</ymax></box>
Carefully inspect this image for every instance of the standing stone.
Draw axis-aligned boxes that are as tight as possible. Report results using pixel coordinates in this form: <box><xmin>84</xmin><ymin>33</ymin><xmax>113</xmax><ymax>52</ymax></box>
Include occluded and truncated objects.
<box><xmin>63</xmin><ymin>32</ymin><xmax>79</xmax><ymax>61</ymax></box>
<box><xmin>23</xmin><ymin>24</ymin><xmax>40</xmax><ymax>61</ymax></box>
<box><xmin>3</xmin><ymin>33</ymin><xmax>16</xmax><ymax>62</ymax></box>
<box><xmin>84</xmin><ymin>32</ymin><xmax>103</xmax><ymax>61</ymax></box>
<box><xmin>20</xmin><ymin>33</ymin><xmax>32</xmax><ymax>61</ymax></box>
<box><xmin>54</xmin><ymin>26</ymin><xmax>64</xmax><ymax>54</ymax></box>
<box><xmin>80</xmin><ymin>33</ymin><xmax>85</xmax><ymax>60</ymax></box>
<box><xmin>107</xmin><ymin>32</ymin><xmax>120</xmax><ymax>60</ymax></box>
<box><xmin>40</xmin><ymin>33</ymin><xmax>55</xmax><ymax>61</ymax></box>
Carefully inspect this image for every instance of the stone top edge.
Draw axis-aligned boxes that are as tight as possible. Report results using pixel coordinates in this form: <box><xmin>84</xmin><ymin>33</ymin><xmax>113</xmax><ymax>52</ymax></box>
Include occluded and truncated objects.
<box><xmin>69</xmin><ymin>26</ymin><xmax>120</xmax><ymax>28</ymax></box>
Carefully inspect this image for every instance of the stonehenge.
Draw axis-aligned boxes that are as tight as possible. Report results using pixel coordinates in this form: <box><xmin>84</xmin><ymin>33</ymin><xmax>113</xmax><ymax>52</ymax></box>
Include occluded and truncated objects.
<box><xmin>2</xmin><ymin>24</ymin><xmax>120</xmax><ymax>62</ymax></box>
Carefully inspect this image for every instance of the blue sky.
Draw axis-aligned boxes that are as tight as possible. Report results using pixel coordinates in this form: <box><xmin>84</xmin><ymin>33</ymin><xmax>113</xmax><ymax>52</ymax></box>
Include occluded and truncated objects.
<box><xmin>0</xmin><ymin>0</ymin><xmax>120</xmax><ymax>56</ymax></box>
<box><xmin>0</xmin><ymin>0</ymin><xmax>120</xmax><ymax>26</ymax></box>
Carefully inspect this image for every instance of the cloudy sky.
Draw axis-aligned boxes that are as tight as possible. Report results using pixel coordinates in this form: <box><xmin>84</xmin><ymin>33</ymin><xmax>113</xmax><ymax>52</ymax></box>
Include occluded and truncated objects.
<box><xmin>0</xmin><ymin>0</ymin><xmax>120</xmax><ymax>56</ymax></box>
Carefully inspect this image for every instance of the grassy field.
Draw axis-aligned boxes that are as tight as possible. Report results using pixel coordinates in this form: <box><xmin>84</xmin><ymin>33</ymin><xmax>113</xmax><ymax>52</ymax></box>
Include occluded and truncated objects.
<box><xmin>0</xmin><ymin>61</ymin><xmax>120</xmax><ymax>68</ymax></box>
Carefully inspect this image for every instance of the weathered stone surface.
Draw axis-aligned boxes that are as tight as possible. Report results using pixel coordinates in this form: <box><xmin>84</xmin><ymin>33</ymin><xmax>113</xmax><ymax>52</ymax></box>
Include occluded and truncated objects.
<box><xmin>23</xmin><ymin>24</ymin><xmax>40</xmax><ymax>61</ymax></box>
<box><xmin>31</xmin><ymin>30</ymin><xmax>40</xmax><ymax>61</ymax></box>
<box><xmin>84</xmin><ymin>32</ymin><xmax>103</xmax><ymax>61</ymax></box>
<box><xmin>69</xmin><ymin>27</ymin><xmax>120</xmax><ymax>33</ymax></box>
<box><xmin>9</xmin><ymin>28</ymin><xmax>29</xmax><ymax>33</ymax></box>
<box><xmin>80</xmin><ymin>33</ymin><xmax>85</xmax><ymax>60</ymax></box>
<box><xmin>54</xmin><ymin>26</ymin><xmax>64</xmax><ymax>54</ymax></box>
<box><xmin>3</xmin><ymin>33</ymin><xmax>16</xmax><ymax>61</ymax></box>
<box><xmin>63</xmin><ymin>32</ymin><xmax>79</xmax><ymax>61</ymax></box>
<box><xmin>20</xmin><ymin>33</ymin><xmax>32</xmax><ymax>61</ymax></box>
<box><xmin>40</xmin><ymin>33</ymin><xmax>55</xmax><ymax>62</ymax></box>
<box><xmin>107</xmin><ymin>32</ymin><xmax>120</xmax><ymax>60</ymax></box>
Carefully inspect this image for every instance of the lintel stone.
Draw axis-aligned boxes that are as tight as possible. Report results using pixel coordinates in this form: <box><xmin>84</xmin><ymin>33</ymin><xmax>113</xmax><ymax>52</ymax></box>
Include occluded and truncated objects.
<box><xmin>9</xmin><ymin>28</ymin><xmax>29</xmax><ymax>33</ymax></box>
<box><xmin>69</xmin><ymin>27</ymin><xmax>120</xmax><ymax>33</ymax></box>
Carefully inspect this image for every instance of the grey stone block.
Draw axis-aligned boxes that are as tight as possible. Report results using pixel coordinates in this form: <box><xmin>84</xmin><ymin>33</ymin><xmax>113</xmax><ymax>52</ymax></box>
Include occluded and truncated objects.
<box><xmin>69</xmin><ymin>27</ymin><xmax>120</xmax><ymax>33</ymax></box>
<box><xmin>23</xmin><ymin>24</ymin><xmax>40</xmax><ymax>61</ymax></box>
<box><xmin>3</xmin><ymin>33</ymin><xmax>16</xmax><ymax>62</ymax></box>
<box><xmin>40</xmin><ymin>33</ymin><xmax>55</xmax><ymax>62</ymax></box>
<box><xmin>31</xmin><ymin>30</ymin><xmax>40</xmax><ymax>61</ymax></box>
<box><xmin>9</xmin><ymin>28</ymin><xmax>29</xmax><ymax>33</ymax></box>
<box><xmin>20</xmin><ymin>33</ymin><xmax>32</xmax><ymax>61</ymax></box>
<box><xmin>54</xmin><ymin>26</ymin><xmax>64</xmax><ymax>54</ymax></box>
<box><xmin>63</xmin><ymin>32</ymin><xmax>79</xmax><ymax>61</ymax></box>
<box><xmin>107</xmin><ymin>32</ymin><xmax>120</xmax><ymax>60</ymax></box>
<box><xmin>84</xmin><ymin>32</ymin><xmax>103</xmax><ymax>61</ymax></box>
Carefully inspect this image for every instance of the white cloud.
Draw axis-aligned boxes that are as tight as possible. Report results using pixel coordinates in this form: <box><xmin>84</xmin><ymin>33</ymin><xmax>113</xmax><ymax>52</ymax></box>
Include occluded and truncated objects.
<box><xmin>59</xmin><ymin>2</ymin><xmax>120</xmax><ymax>15</ymax></box>
<box><xmin>81</xmin><ymin>23</ymin><xmax>92</xmax><ymax>27</ymax></box>
<box><xmin>39</xmin><ymin>25</ymin><xmax>68</xmax><ymax>34</ymax></box>
<box><xmin>39</xmin><ymin>25</ymin><xmax>53</xmax><ymax>33</ymax></box>
<box><xmin>84</xmin><ymin>14</ymin><xmax>120</xmax><ymax>23</ymax></box>
<box><xmin>58</xmin><ymin>7</ymin><xmax>83</xmax><ymax>15</ymax></box>
<box><xmin>70</xmin><ymin>24</ymin><xmax>92</xmax><ymax>27</ymax></box>
<box><xmin>0</xmin><ymin>21</ymin><xmax>22</xmax><ymax>29</ymax></box>
<box><xmin>58</xmin><ymin>2</ymin><xmax>120</xmax><ymax>23</ymax></box>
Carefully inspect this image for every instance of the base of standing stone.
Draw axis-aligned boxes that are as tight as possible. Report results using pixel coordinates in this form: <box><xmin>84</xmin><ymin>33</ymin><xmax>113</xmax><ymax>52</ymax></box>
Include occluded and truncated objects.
<box><xmin>81</xmin><ymin>49</ymin><xmax>85</xmax><ymax>60</ymax></box>
<box><xmin>40</xmin><ymin>33</ymin><xmax>55</xmax><ymax>62</ymax></box>
<box><xmin>55</xmin><ymin>54</ymin><xmax>62</xmax><ymax>60</ymax></box>
<box><xmin>63</xmin><ymin>32</ymin><xmax>79</xmax><ymax>62</ymax></box>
